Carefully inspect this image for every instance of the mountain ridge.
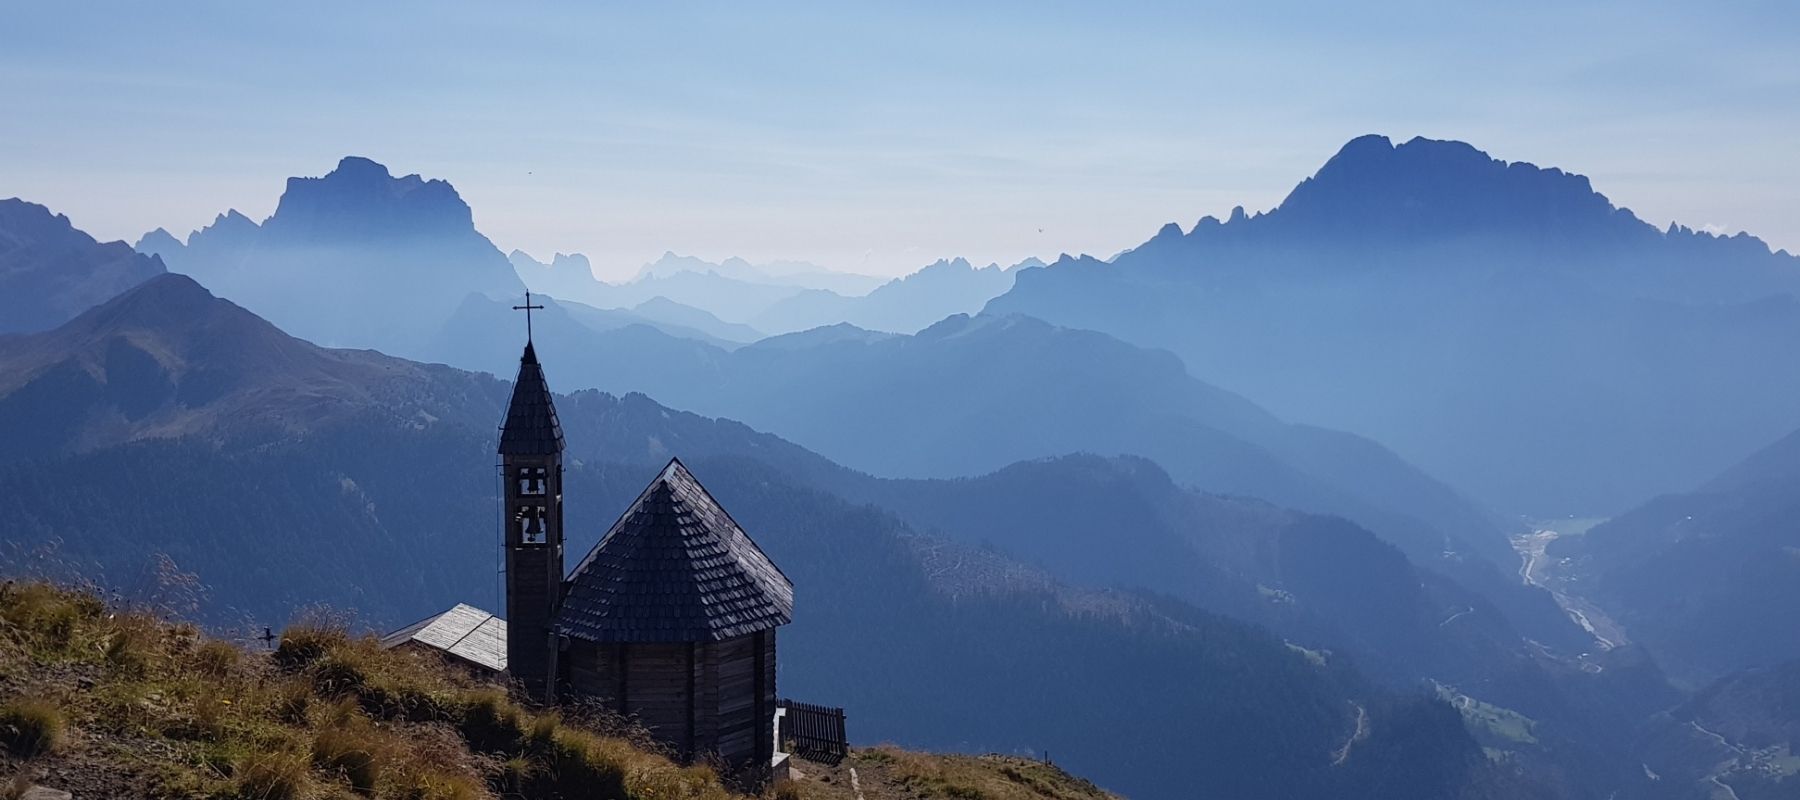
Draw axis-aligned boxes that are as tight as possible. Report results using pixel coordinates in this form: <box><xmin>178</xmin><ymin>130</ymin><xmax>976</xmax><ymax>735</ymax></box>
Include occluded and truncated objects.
<box><xmin>0</xmin><ymin>198</ymin><xmax>167</xmax><ymax>334</ymax></box>
<box><xmin>989</xmin><ymin>134</ymin><xmax>1800</xmax><ymax>514</ymax></box>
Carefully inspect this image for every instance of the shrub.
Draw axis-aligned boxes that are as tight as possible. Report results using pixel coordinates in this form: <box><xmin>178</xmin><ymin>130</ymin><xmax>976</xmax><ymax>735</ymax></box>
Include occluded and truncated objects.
<box><xmin>772</xmin><ymin>780</ymin><xmax>805</xmax><ymax>800</ymax></box>
<box><xmin>0</xmin><ymin>697</ymin><xmax>64</xmax><ymax>757</ymax></box>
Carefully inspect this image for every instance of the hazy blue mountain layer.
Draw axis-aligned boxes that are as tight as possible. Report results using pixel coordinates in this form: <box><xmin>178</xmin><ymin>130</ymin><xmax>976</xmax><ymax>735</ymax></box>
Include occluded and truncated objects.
<box><xmin>986</xmin><ymin>135</ymin><xmax>1800</xmax><ymax>516</ymax></box>
<box><xmin>1552</xmin><ymin>423</ymin><xmax>1800</xmax><ymax>684</ymax></box>
<box><xmin>423</xmin><ymin>296</ymin><xmax>1526</xmax><ymax>600</ymax></box>
<box><xmin>140</xmin><ymin>156</ymin><xmax>524</xmax><ymax>357</ymax></box>
<box><xmin>2</xmin><ymin>198</ymin><xmax>165</xmax><ymax>334</ymax></box>
<box><xmin>0</xmin><ymin>273</ymin><xmax>1547</xmax><ymax>800</ymax></box>
<box><xmin>750</xmin><ymin>256</ymin><xmax>1023</xmax><ymax>334</ymax></box>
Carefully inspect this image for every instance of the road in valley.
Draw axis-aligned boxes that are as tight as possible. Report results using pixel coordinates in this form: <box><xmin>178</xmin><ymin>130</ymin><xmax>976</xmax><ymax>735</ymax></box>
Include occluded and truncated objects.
<box><xmin>1512</xmin><ymin>525</ymin><xmax>1630</xmax><ymax>653</ymax></box>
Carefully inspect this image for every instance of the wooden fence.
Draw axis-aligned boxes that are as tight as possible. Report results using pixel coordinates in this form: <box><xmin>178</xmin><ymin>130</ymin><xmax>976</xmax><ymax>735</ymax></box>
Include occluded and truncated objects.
<box><xmin>778</xmin><ymin>699</ymin><xmax>848</xmax><ymax>765</ymax></box>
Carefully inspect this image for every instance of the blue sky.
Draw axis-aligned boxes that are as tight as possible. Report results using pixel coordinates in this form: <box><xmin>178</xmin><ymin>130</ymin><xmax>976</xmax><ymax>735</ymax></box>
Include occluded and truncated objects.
<box><xmin>3</xmin><ymin>1</ymin><xmax>1796</xmax><ymax>278</ymax></box>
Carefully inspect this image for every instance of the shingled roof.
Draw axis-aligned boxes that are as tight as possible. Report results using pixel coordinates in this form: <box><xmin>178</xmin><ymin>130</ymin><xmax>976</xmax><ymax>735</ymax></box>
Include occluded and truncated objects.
<box><xmin>498</xmin><ymin>341</ymin><xmax>564</xmax><ymax>456</ymax></box>
<box><xmin>556</xmin><ymin>459</ymin><xmax>794</xmax><ymax>643</ymax></box>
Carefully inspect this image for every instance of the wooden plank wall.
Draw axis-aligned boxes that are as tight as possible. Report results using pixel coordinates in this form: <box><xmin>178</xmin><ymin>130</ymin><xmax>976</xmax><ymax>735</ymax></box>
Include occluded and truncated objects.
<box><xmin>563</xmin><ymin>630</ymin><xmax>777</xmax><ymax>769</ymax></box>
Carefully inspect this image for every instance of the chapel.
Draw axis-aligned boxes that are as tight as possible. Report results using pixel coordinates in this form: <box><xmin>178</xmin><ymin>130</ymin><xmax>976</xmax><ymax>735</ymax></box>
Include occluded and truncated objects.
<box><xmin>385</xmin><ymin>329</ymin><xmax>798</xmax><ymax>777</ymax></box>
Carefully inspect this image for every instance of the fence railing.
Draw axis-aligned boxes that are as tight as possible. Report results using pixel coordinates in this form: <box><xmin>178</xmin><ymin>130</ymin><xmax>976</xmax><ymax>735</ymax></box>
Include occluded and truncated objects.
<box><xmin>778</xmin><ymin>698</ymin><xmax>848</xmax><ymax>765</ymax></box>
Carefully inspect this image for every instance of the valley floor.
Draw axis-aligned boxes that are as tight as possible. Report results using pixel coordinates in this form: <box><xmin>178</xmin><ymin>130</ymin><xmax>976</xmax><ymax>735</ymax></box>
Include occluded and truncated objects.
<box><xmin>1513</xmin><ymin>521</ymin><xmax>1628</xmax><ymax>657</ymax></box>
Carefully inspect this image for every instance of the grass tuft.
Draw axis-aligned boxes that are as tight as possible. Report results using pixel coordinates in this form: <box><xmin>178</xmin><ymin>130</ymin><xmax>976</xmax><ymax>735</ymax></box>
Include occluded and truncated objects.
<box><xmin>195</xmin><ymin>639</ymin><xmax>242</xmax><ymax>676</ymax></box>
<box><xmin>231</xmin><ymin>748</ymin><xmax>311</xmax><ymax>800</ymax></box>
<box><xmin>0</xmin><ymin>696</ymin><xmax>64</xmax><ymax>758</ymax></box>
<box><xmin>312</xmin><ymin>724</ymin><xmax>383</xmax><ymax>795</ymax></box>
<box><xmin>274</xmin><ymin>615</ymin><xmax>348</xmax><ymax>671</ymax></box>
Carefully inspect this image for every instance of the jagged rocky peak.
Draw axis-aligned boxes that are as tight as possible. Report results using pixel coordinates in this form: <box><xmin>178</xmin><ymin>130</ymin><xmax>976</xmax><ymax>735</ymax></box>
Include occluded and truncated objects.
<box><xmin>264</xmin><ymin>155</ymin><xmax>475</xmax><ymax>239</ymax></box>
<box><xmin>0</xmin><ymin>197</ymin><xmax>67</xmax><ymax>237</ymax></box>
<box><xmin>549</xmin><ymin>252</ymin><xmax>591</xmax><ymax>273</ymax></box>
<box><xmin>133</xmin><ymin>227</ymin><xmax>183</xmax><ymax>257</ymax></box>
<box><xmin>1258</xmin><ymin>134</ymin><xmax>1646</xmax><ymax>243</ymax></box>
<box><xmin>509</xmin><ymin>249</ymin><xmax>592</xmax><ymax>275</ymax></box>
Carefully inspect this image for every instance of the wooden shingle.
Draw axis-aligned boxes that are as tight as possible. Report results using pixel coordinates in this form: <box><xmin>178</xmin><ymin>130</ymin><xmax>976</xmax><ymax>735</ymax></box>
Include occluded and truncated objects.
<box><xmin>556</xmin><ymin>459</ymin><xmax>794</xmax><ymax>643</ymax></box>
<box><xmin>498</xmin><ymin>342</ymin><xmax>563</xmax><ymax>456</ymax></box>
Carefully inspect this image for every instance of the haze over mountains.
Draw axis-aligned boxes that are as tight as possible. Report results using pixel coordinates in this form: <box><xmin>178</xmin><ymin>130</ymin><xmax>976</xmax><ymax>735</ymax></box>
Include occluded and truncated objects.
<box><xmin>0</xmin><ymin>273</ymin><xmax>1539</xmax><ymax>800</ymax></box>
<box><xmin>1551</xmin><ymin>423</ymin><xmax>1800</xmax><ymax>684</ymax></box>
<box><xmin>989</xmin><ymin>135</ymin><xmax>1800</xmax><ymax>516</ymax></box>
<box><xmin>5</xmin><ymin>132</ymin><xmax>1800</xmax><ymax>799</ymax></box>
<box><xmin>137</xmin><ymin>156</ymin><xmax>525</xmax><ymax>358</ymax></box>
<box><xmin>508</xmin><ymin>247</ymin><xmax>1027</xmax><ymax>336</ymax></box>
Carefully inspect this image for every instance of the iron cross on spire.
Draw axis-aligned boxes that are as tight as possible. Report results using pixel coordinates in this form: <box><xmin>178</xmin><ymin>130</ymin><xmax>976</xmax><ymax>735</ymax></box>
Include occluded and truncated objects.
<box><xmin>513</xmin><ymin>291</ymin><xmax>545</xmax><ymax>341</ymax></box>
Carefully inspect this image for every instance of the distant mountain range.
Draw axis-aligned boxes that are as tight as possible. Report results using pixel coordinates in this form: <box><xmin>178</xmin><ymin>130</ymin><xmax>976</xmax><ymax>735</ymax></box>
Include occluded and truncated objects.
<box><xmin>987</xmin><ymin>134</ymin><xmax>1800</xmax><ymax>516</ymax></box>
<box><xmin>5</xmin><ymin>180</ymin><xmax>1787</xmax><ymax>798</ymax></box>
<box><xmin>630</xmin><ymin>251</ymin><xmax>887</xmax><ymax>296</ymax></box>
<box><xmin>750</xmin><ymin>256</ymin><xmax>1029</xmax><ymax>334</ymax></box>
<box><xmin>0</xmin><ymin>271</ymin><xmax>1542</xmax><ymax>800</ymax></box>
<box><xmin>509</xmin><ymin>248</ymin><xmax>1028</xmax><ymax>336</ymax></box>
<box><xmin>1</xmin><ymin>198</ymin><xmax>164</xmax><ymax>334</ymax></box>
<box><xmin>134</xmin><ymin>155</ymin><xmax>1023</xmax><ymax>349</ymax></box>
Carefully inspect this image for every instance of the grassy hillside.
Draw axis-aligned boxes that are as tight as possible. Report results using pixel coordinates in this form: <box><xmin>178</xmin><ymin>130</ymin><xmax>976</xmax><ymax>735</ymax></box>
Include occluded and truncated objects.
<box><xmin>780</xmin><ymin>748</ymin><xmax>1118</xmax><ymax>800</ymax></box>
<box><xmin>0</xmin><ymin>582</ymin><xmax>1127</xmax><ymax>800</ymax></box>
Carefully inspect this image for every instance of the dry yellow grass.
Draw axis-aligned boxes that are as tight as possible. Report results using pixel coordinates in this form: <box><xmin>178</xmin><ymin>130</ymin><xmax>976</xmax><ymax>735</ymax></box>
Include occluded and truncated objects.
<box><xmin>782</xmin><ymin>747</ymin><xmax>1121</xmax><ymax>800</ymax></box>
<box><xmin>0</xmin><ymin>581</ymin><xmax>739</xmax><ymax>800</ymax></box>
<box><xmin>0</xmin><ymin>582</ymin><xmax>1119</xmax><ymax>800</ymax></box>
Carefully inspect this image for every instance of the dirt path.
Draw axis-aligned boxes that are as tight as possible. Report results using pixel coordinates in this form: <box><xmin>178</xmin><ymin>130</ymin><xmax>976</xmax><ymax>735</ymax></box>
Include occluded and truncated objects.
<box><xmin>1331</xmin><ymin>703</ymin><xmax>1369</xmax><ymax>766</ymax></box>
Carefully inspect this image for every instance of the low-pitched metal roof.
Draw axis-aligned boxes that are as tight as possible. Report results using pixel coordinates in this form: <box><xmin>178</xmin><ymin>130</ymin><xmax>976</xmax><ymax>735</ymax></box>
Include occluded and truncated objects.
<box><xmin>556</xmin><ymin>459</ymin><xmax>794</xmax><ymax>643</ymax></box>
<box><xmin>379</xmin><ymin>603</ymin><xmax>507</xmax><ymax>672</ymax></box>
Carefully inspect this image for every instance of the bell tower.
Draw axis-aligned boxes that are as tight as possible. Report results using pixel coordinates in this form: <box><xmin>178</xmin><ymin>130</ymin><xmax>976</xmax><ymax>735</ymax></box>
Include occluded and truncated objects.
<box><xmin>499</xmin><ymin>294</ymin><xmax>565</xmax><ymax>701</ymax></box>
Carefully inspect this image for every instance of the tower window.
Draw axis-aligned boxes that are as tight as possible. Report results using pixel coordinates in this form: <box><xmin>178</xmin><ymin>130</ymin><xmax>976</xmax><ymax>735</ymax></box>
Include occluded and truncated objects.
<box><xmin>518</xmin><ymin>466</ymin><xmax>548</xmax><ymax>496</ymax></box>
<box><xmin>516</xmin><ymin>505</ymin><xmax>548</xmax><ymax>545</ymax></box>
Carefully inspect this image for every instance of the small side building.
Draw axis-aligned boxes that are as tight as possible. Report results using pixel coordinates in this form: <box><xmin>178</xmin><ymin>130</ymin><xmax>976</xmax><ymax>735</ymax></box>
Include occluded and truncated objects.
<box><xmin>379</xmin><ymin>603</ymin><xmax>507</xmax><ymax>674</ymax></box>
<box><xmin>555</xmin><ymin>459</ymin><xmax>794</xmax><ymax>775</ymax></box>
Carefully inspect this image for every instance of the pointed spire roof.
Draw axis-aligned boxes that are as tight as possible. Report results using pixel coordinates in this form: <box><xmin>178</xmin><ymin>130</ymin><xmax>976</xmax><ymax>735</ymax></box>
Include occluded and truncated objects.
<box><xmin>556</xmin><ymin>459</ymin><xmax>794</xmax><ymax>643</ymax></box>
<box><xmin>498</xmin><ymin>341</ymin><xmax>564</xmax><ymax>455</ymax></box>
